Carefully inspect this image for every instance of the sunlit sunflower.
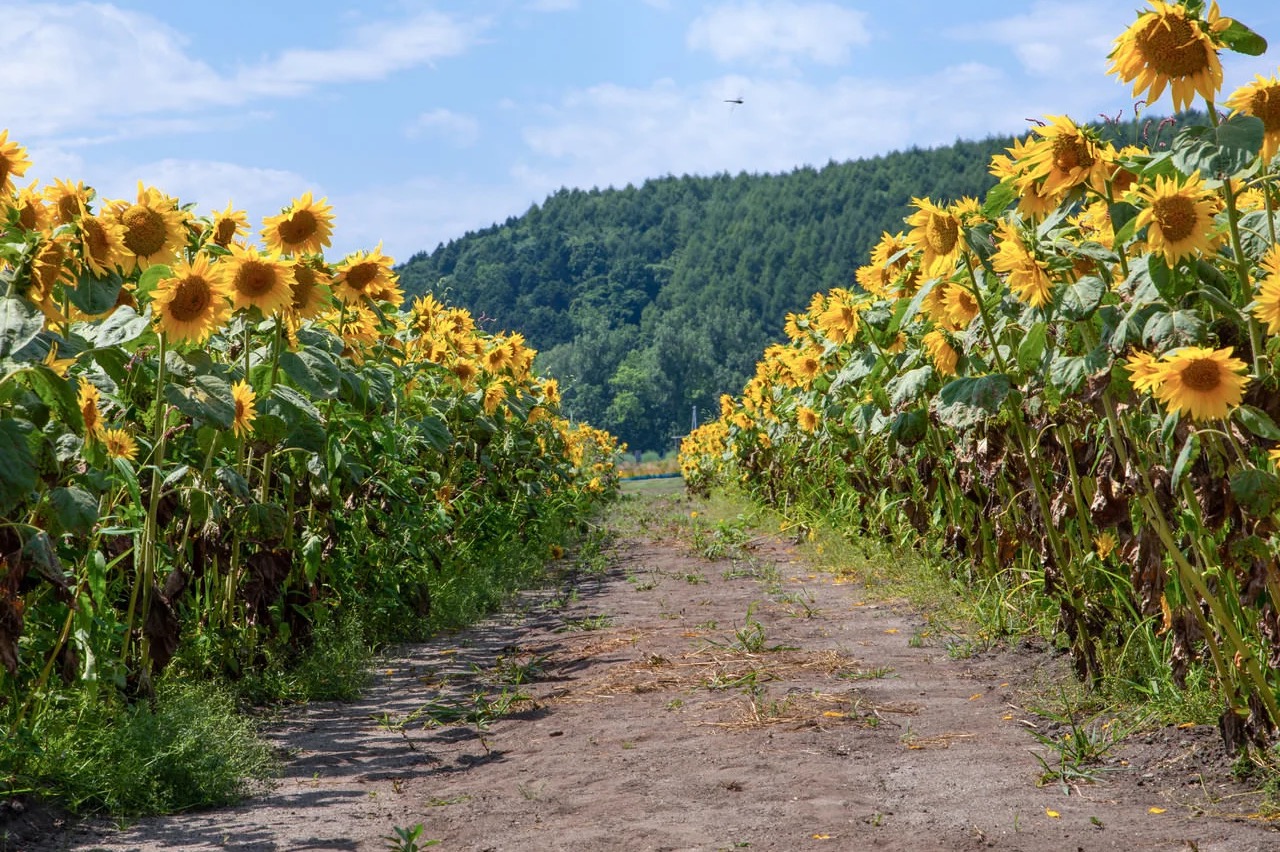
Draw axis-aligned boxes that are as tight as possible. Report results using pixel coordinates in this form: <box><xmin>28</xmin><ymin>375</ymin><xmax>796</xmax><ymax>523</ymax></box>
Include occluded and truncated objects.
<box><xmin>1108</xmin><ymin>1</ymin><xmax>1227</xmax><ymax>112</ymax></box>
<box><xmin>1251</xmin><ymin>244</ymin><xmax>1280</xmax><ymax>333</ymax></box>
<box><xmin>289</xmin><ymin>258</ymin><xmax>333</xmax><ymax>318</ymax></box>
<box><xmin>333</xmin><ymin>244</ymin><xmax>398</xmax><ymax>305</ymax></box>
<box><xmin>77</xmin><ymin>209</ymin><xmax>129</xmax><ymax>278</ymax></box>
<box><xmin>9</xmin><ymin>182</ymin><xmax>49</xmax><ymax>233</ymax></box>
<box><xmin>923</xmin><ymin>329</ymin><xmax>959</xmax><ymax>377</ymax></box>
<box><xmin>208</xmin><ymin>202</ymin><xmax>249</xmax><ymax>248</ymax></box>
<box><xmin>482</xmin><ymin>381</ymin><xmax>508</xmax><ymax>415</ymax></box>
<box><xmin>992</xmin><ymin>221</ymin><xmax>1053</xmax><ymax>308</ymax></box>
<box><xmin>906</xmin><ymin>197</ymin><xmax>965</xmax><ymax>277</ymax></box>
<box><xmin>783</xmin><ymin>311</ymin><xmax>807</xmax><ymax>340</ymax></box>
<box><xmin>796</xmin><ymin>406</ymin><xmax>820</xmax><ymax>433</ymax></box>
<box><xmin>817</xmin><ymin>288</ymin><xmax>861</xmax><ymax>343</ymax></box>
<box><xmin>261</xmin><ymin>192</ymin><xmax>335</xmax><ymax>256</ymax></box>
<box><xmin>541</xmin><ymin>378</ymin><xmax>561</xmax><ymax>407</ymax></box>
<box><xmin>78</xmin><ymin>381</ymin><xmax>105</xmax><ymax>441</ymax></box>
<box><xmin>1016</xmin><ymin>115</ymin><xmax>1110</xmax><ymax>197</ymax></box>
<box><xmin>223</xmin><ymin>244</ymin><xmax>295</xmax><ymax>315</ymax></box>
<box><xmin>231</xmin><ymin>380</ymin><xmax>257</xmax><ymax>438</ymax></box>
<box><xmin>100</xmin><ymin>427</ymin><xmax>139</xmax><ymax>462</ymax></box>
<box><xmin>450</xmin><ymin>357</ymin><xmax>481</xmax><ymax>388</ymax></box>
<box><xmin>0</xmin><ymin>130</ymin><xmax>31</xmax><ymax>196</ymax></box>
<box><xmin>1226</xmin><ymin>73</ymin><xmax>1280</xmax><ymax>164</ymax></box>
<box><xmin>1152</xmin><ymin>345</ymin><xmax>1249</xmax><ymax>421</ymax></box>
<box><xmin>30</xmin><ymin>235</ymin><xmax>77</xmax><ymax>303</ymax></box>
<box><xmin>1124</xmin><ymin>349</ymin><xmax>1164</xmax><ymax>394</ymax></box>
<box><xmin>941</xmin><ymin>283</ymin><xmax>981</xmax><ymax>329</ymax></box>
<box><xmin>107</xmin><ymin>183</ymin><xmax>188</xmax><ymax>271</ymax></box>
<box><xmin>787</xmin><ymin>346</ymin><xmax>825</xmax><ymax>389</ymax></box>
<box><xmin>856</xmin><ymin>231</ymin><xmax>918</xmax><ymax>297</ymax></box>
<box><xmin>1130</xmin><ymin>171</ymin><xmax>1220</xmax><ymax>265</ymax></box>
<box><xmin>43</xmin><ymin>179</ymin><xmax>94</xmax><ymax>226</ymax></box>
<box><xmin>151</xmin><ymin>254</ymin><xmax>233</xmax><ymax>344</ymax></box>
<box><xmin>482</xmin><ymin>340</ymin><xmax>514</xmax><ymax>374</ymax></box>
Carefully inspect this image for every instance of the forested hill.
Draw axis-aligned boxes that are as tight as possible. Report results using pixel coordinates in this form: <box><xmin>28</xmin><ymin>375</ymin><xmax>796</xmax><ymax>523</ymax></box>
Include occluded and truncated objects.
<box><xmin>398</xmin><ymin>119</ymin><xmax>1183</xmax><ymax>453</ymax></box>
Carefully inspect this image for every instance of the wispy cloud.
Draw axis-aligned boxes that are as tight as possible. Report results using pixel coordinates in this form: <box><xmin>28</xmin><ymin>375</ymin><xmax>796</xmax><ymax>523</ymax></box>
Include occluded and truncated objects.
<box><xmin>406</xmin><ymin>109</ymin><xmax>481</xmax><ymax>147</ymax></box>
<box><xmin>687</xmin><ymin>1</ymin><xmax>871</xmax><ymax>67</ymax></box>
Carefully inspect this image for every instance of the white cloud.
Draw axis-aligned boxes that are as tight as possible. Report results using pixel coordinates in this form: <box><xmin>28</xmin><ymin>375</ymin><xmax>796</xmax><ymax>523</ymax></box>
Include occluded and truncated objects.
<box><xmin>406</xmin><ymin>109</ymin><xmax>481</xmax><ymax>147</ymax></box>
<box><xmin>687</xmin><ymin>1</ymin><xmax>870</xmax><ymax>67</ymax></box>
<box><xmin>526</xmin><ymin>0</ymin><xmax>579</xmax><ymax>11</ymax></box>
<box><xmin>949</xmin><ymin>1</ymin><xmax>1130</xmax><ymax>82</ymax></box>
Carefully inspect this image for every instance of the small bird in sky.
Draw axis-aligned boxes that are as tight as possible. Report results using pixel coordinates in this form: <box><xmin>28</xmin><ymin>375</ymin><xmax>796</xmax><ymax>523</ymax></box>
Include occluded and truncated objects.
<box><xmin>724</xmin><ymin>97</ymin><xmax>743</xmax><ymax>105</ymax></box>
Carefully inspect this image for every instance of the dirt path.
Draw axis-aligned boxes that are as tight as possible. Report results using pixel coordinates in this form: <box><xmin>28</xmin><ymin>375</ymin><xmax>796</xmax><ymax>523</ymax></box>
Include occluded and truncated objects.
<box><xmin>34</xmin><ymin>487</ymin><xmax>1280</xmax><ymax>851</ymax></box>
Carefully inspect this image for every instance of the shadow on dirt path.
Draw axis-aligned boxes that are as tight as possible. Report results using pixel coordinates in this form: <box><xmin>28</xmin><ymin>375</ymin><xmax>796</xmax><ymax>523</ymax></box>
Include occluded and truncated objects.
<box><xmin>33</xmin><ymin>486</ymin><xmax>1280</xmax><ymax>851</ymax></box>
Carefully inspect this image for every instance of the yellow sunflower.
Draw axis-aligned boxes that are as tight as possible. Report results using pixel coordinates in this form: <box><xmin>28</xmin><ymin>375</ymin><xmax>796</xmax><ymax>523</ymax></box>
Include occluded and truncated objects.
<box><xmin>1095</xmin><ymin>531</ymin><xmax>1118</xmax><ymax>560</ymax></box>
<box><xmin>450</xmin><ymin>356</ymin><xmax>481</xmax><ymax>388</ymax></box>
<box><xmin>1226</xmin><ymin>73</ymin><xmax>1280</xmax><ymax>164</ymax></box>
<box><xmin>856</xmin><ymin>231</ymin><xmax>918</xmax><ymax>297</ymax></box>
<box><xmin>787</xmin><ymin>346</ymin><xmax>825</xmax><ymax>389</ymax></box>
<box><xmin>817</xmin><ymin>288</ymin><xmax>862</xmax><ymax>343</ymax></box>
<box><xmin>906</xmin><ymin>197</ymin><xmax>965</xmax><ymax>277</ymax></box>
<box><xmin>43</xmin><ymin>179</ymin><xmax>94</xmax><ymax>226</ymax></box>
<box><xmin>78</xmin><ymin>381</ymin><xmax>105</xmax><ymax>441</ymax></box>
<box><xmin>1124</xmin><ymin>350</ymin><xmax>1164</xmax><ymax>394</ymax></box>
<box><xmin>1108</xmin><ymin>1</ymin><xmax>1227</xmax><ymax>112</ymax></box>
<box><xmin>941</xmin><ymin>283</ymin><xmax>981</xmax><ymax>329</ymax></box>
<box><xmin>333</xmin><ymin>244</ymin><xmax>398</xmax><ymax>305</ymax></box>
<box><xmin>9</xmin><ymin>182</ymin><xmax>49</xmax><ymax>233</ymax></box>
<box><xmin>231</xmin><ymin>380</ymin><xmax>257</xmax><ymax>438</ymax></box>
<box><xmin>261</xmin><ymin>192</ymin><xmax>335</xmax><ymax>256</ymax></box>
<box><xmin>223</xmin><ymin>244</ymin><xmax>295</xmax><ymax>315</ymax></box>
<box><xmin>151</xmin><ymin>254</ymin><xmax>234</xmax><ymax>345</ymax></box>
<box><xmin>1251</xmin><ymin>244</ymin><xmax>1280</xmax><ymax>333</ymax></box>
<box><xmin>107</xmin><ymin>183</ymin><xmax>188</xmax><ymax>272</ymax></box>
<box><xmin>482</xmin><ymin>381</ymin><xmax>508</xmax><ymax>415</ymax></box>
<box><xmin>1130</xmin><ymin>171</ymin><xmax>1220</xmax><ymax>265</ymax></box>
<box><xmin>1015</xmin><ymin>115</ymin><xmax>1110</xmax><ymax>197</ymax></box>
<box><xmin>923</xmin><ymin>329</ymin><xmax>959</xmax><ymax>376</ymax></box>
<box><xmin>0</xmin><ymin>130</ymin><xmax>31</xmax><ymax>196</ymax></box>
<box><xmin>992</xmin><ymin>221</ymin><xmax>1053</xmax><ymax>308</ymax></box>
<box><xmin>796</xmin><ymin>406</ymin><xmax>819</xmax><ymax>433</ymax></box>
<box><xmin>208</xmin><ymin>202</ymin><xmax>250</xmax><ymax>248</ymax></box>
<box><xmin>1151</xmin><ymin>345</ymin><xmax>1249</xmax><ymax>421</ymax></box>
<box><xmin>287</xmin><ymin>258</ymin><xmax>333</xmax><ymax>318</ymax></box>
<box><xmin>77</xmin><ymin>209</ymin><xmax>129</xmax><ymax>278</ymax></box>
<box><xmin>101</xmin><ymin>427</ymin><xmax>139</xmax><ymax>462</ymax></box>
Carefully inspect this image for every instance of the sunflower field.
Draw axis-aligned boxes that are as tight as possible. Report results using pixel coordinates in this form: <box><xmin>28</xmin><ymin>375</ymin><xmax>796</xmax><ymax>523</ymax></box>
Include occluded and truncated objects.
<box><xmin>681</xmin><ymin>1</ymin><xmax>1280</xmax><ymax>751</ymax></box>
<box><xmin>0</xmin><ymin>136</ymin><xmax>620</xmax><ymax>790</ymax></box>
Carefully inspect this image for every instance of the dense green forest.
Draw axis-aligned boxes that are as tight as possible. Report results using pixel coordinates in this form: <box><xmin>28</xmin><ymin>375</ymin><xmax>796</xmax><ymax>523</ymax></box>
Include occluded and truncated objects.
<box><xmin>399</xmin><ymin>116</ymin><xmax>1189</xmax><ymax>452</ymax></box>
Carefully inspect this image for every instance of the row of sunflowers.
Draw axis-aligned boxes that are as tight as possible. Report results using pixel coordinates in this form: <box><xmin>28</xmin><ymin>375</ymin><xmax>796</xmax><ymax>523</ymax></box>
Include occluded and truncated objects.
<box><xmin>681</xmin><ymin>1</ymin><xmax>1280</xmax><ymax>749</ymax></box>
<box><xmin>0</xmin><ymin>135</ymin><xmax>621</xmax><ymax>739</ymax></box>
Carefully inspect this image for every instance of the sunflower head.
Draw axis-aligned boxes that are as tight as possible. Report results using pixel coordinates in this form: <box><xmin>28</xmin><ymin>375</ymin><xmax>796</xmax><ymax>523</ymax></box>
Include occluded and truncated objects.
<box><xmin>78</xmin><ymin>381</ymin><xmax>104</xmax><ymax>440</ymax></box>
<box><xmin>1226</xmin><ymin>73</ymin><xmax>1280</xmax><ymax>163</ymax></box>
<box><xmin>152</xmin><ymin>254</ymin><xmax>233</xmax><ymax>345</ymax></box>
<box><xmin>261</xmin><ymin>192</ymin><xmax>335</xmax><ymax>256</ymax></box>
<box><xmin>231</xmin><ymin>380</ymin><xmax>257</xmax><ymax>438</ymax></box>
<box><xmin>1253</xmin><ymin>245</ymin><xmax>1280</xmax><ymax>334</ymax></box>
<box><xmin>43</xmin><ymin>179</ymin><xmax>95</xmax><ymax>225</ymax></box>
<box><xmin>796</xmin><ymin>406</ymin><xmax>820</xmax><ymax>433</ymax></box>
<box><xmin>906</xmin><ymin>197</ymin><xmax>964</xmax><ymax>276</ymax></box>
<box><xmin>1130</xmin><ymin>171</ymin><xmax>1221</xmax><ymax>265</ymax></box>
<box><xmin>208</xmin><ymin>203</ymin><xmax>250</xmax><ymax>248</ymax></box>
<box><xmin>224</xmin><ymin>244</ymin><xmax>295</xmax><ymax>316</ymax></box>
<box><xmin>992</xmin><ymin>221</ymin><xmax>1053</xmax><ymax>309</ymax></box>
<box><xmin>78</xmin><ymin>210</ymin><xmax>128</xmax><ymax>278</ymax></box>
<box><xmin>109</xmin><ymin>183</ymin><xmax>188</xmax><ymax>271</ymax></box>
<box><xmin>0</xmin><ymin>130</ymin><xmax>31</xmax><ymax>197</ymax></box>
<box><xmin>333</xmin><ymin>244</ymin><xmax>399</xmax><ymax>306</ymax></box>
<box><xmin>1108</xmin><ymin>1</ymin><xmax>1226</xmax><ymax>112</ymax></box>
<box><xmin>100</xmin><ymin>427</ymin><xmax>139</xmax><ymax>462</ymax></box>
<box><xmin>923</xmin><ymin>329</ymin><xmax>959</xmax><ymax>376</ymax></box>
<box><xmin>1152</xmin><ymin>345</ymin><xmax>1249</xmax><ymax>421</ymax></box>
<box><xmin>289</xmin><ymin>258</ymin><xmax>334</xmax><ymax>318</ymax></box>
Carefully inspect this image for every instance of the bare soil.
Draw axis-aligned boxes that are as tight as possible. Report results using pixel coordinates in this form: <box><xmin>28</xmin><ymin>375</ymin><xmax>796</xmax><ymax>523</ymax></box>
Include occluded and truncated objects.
<box><xmin>20</xmin><ymin>484</ymin><xmax>1280</xmax><ymax>851</ymax></box>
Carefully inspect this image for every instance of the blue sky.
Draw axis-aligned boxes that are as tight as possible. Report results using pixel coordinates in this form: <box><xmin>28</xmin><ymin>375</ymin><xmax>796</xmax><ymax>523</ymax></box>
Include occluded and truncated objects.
<box><xmin>7</xmin><ymin>1</ymin><xmax>1280</xmax><ymax>264</ymax></box>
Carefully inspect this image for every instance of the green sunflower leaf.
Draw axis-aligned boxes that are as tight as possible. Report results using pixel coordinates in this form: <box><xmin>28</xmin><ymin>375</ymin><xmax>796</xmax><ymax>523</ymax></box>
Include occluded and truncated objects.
<box><xmin>0</xmin><ymin>417</ymin><xmax>37</xmax><ymax>515</ymax></box>
<box><xmin>1057</xmin><ymin>275</ymin><xmax>1106</xmax><ymax>321</ymax></box>
<box><xmin>934</xmin><ymin>374</ymin><xmax>1011</xmax><ymax>431</ymax></box>
<box><xmin>1171</xmin><ymin>116</ymin><xmax>1264</xmax><ymax>178</ymax></box>
<box><xmin>67</xmin><ymin>269</ymin><xmax>123</xmax><ymax>315</ymax></box>
<box><xmin>0</xmin><ymin>296</ymin><xmax>44</xmax><ymax>361</ymax></box>
<box><xmin>886</xmin><ymin>365</ymin><xmax>933</xmax><ymax>408</ymax></box>
<box><xmin>164</xmin><ymin>374</ymin><xmax>235</xmax><ymax>428</ymax></box>
<box><xmin>1230</xmin><ymin>468</ymin><xmax>1280</xmax><ymax>516</ymax></box>
<box><xmin>1219</xmin><ymin>19</ymin><xmax>1267</xmax><ymax>56</ymax></box>
<box><xmin>46</xmin><ymin>485</ymin><xmax>98</xmax><ymax>537</ymax></box>
<box><xmin>1235</xmin><ymin>405</ymin><xmax>1280</xmax><ymax>441</ymax></box>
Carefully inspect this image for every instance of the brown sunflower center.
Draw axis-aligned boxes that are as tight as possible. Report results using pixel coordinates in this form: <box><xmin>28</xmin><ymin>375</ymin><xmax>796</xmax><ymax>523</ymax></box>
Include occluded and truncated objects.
<box><xmin>56</xmin><ymin>195</ymin><xmax>80</xmax><ymax>225</ymax></box>
<box><xmin>1136</xmin><ymin>13</ymin><xmax>1211</xmax><ymax>78</ymax></box>
<box><xmin>214</xmin><ymin>217</ymin><xmax>238</xmax><ymax>247</ymax></box>
<box><xmin>1052</xmin><ymin>135</ymin><xmax>1094</xmax><ymax>173</ymax></box>
<box><xmin>344</xmin><ymin>262</ymin><xmax>378</xmax><ymax>292</ymax></box>
<box><xmin>170</xmin><ymin>277</ymin><xmax>213</xmax><ymax>322</ymax></box>
<box><xmin>17</xmin><ymin>203</ymin><xmax>39</xmax><ymax>231</ymax></box>
<box><xmin>235</xmin><ymin>397</ymin><xmax>248</xmax><ymax>423</ymax></box>
<box><xmin>292</xmin><ymin>268</ymin><xmax>317</xmax><ymax>309</ymax></box>
<box><xmin>278</xmin><ymin>210</ymin><xmax>318</xmax><ymax>245</ymax></box>
<box><xmin>1250</xmin><ymin>87</ymin><xmax>1280</xmax><ymax>132</ymax></box>
<box><xmin>925</xmin><ymin>213</ymin><xmax>959</xmax><ymax>255</ymax></box>
<box><xmin>1180</xmin><ymin>358</ymin><xmax>1223</xmax><ymax>392</ymax></box>
<box><xmin>1153</xmin><ymin>194</ymin><xmax>1198</xmax><ymax>242</ymax></box>
<box><xmin>82</xmin><ymin>218</ymin><xmax>110</xmax><ymax>262</ymax></box>
<box><xmin>120</xmin><ymin>204</ymin><xmax>169</xmax><ymax>257</ymax></box>
<box><xmin>235</xmin><ymin>262</ymin><xmax>277</xmax><ymax>298</ymax></box>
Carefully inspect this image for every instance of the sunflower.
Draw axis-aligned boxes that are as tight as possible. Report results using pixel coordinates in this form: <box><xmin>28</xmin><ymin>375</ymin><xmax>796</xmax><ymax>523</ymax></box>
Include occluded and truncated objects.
<box><xmin>100</xmin><ymin>427</ymin><xmax>139</xmax><ymax>462</ymax></box>
<box><xmin>1124</xmin><ymin>350</ymin><xmax>1164</xmax><ymax>393</ymax></box>
<box><xmin>1151</xmin><ymin>345</ymin><xmax>1249</xmax><ymax>421</ymax></box>
<box><xmin>208</xmin><ymin>202</ymin><xmax>249</xmax><ymax>248</ymax></box>
<box><xmin>9</xmin><ymin>182</ymin><xmax>49</xmax><ymax>233</ymax></box>
<box><xmin>261</xmin><ymin>192</ymin><xmax>335</xmax><ymax>256</ymax></box>
<box><xmin>992</xmin><ymin>221</ymin><xmax>1053</xmax><ymax>308</ymax></box>
<box><xmin>107</xmin><ymin>184</ymin><xmax>188</xmax><ymax>271</ymax></box>
<box><xmin>43</xmin><ymin>179</ymin><xmax>94</xmax><ymax>225</ymax></box>
<box><xmin>856</xmin><ymin>231</ymin><xmax>918</xmax><ymax>297</ymax></box>
<box><xmin>796</xmin><ymin>406</ymin><xmax>819</xmax><ymax>433</ymax></box>
<box><xmin>78</xmin><ymin>381</ymin><xmax>105</xmax><ymax>441</ymax></box>
<box><xmin>906</xmin><ymin>197</ymin><xmax>964</xmax><ymax>277</ymax></box>
<box><xmin>1251</xmin><ymin>245</ymin><xmax>1280</xmax><ymax>333</ymax></box>
<box><xmin>231</xmin><ymin>380</ymin><xmax>257</xmax><ymax>438</ymax></box>
<box><xmin>151</xmin><ymin>254</ymin><xmax>233</xmax><ymax>344</ymax></box>
<box><xmin>1094</xmin><ymin>531</ymin><xmax>1118</xmax><ymax>560</ymax></box>
<box><xmin>1108</xmin><ymin>1</ymin><xmax>1227</xmax><ymax>112</ymax></box>
<box><xmin>223</xmin><ymin>244</ymin><xmax>295</xmax><ymax>315</ymax></box>
<box><xmin>482</xmin><ymin>381</ymin><xmax>508</xmax><ymax>415</ymax></box>
<box><xmin>333</xmin><ymin>244</ymin><xmax>398</xmax><ymax>305</ymax></box>
<box><xmin>941</xmin><ymin>283</ymin><xmax>981</xmax><ymax>329</ymax></box>
<box><xmin>0</xmin><ymin>130</ymin><xmax>31</xmax><ymax>196</ymax></box>
<box><xmin>787</xmin><ymin>346</ymin><xmax>825</xmax><ymax>389</ymax></box>
<box><xmin>923</xmin><ymin>329</ymin><xmax>959</xmax><ymax>377</ymax></box>
<box><xmin>541</xmin><ymin>377</ymin><xmax>561</xmax><ymax>407</ymax></box>
<box><xmin>77</xmin><ymin>209</ymin><xmax>129</xmax><ymax>278</ymax></box>
<box><xmin>1226</xmin><ymin>73</ymin><xmax>1280</xmax><ymax>164</ymax></box>
<box><xmin>289</xmin><ymin>258</ymin><xmax>333</xmax><ymax>318</ymax></box>
<box><xmin>482</xmin><ymin>340</ymin><xmax>513</xmax><ymax>374</ymax></box>
<box><xmin>1130</xmin><ymin>171</ymin><xmax>1220</xmax><ymax>265</ymax></box>
<box><xmin>1015</xmin><ymin>115</ymin><xmax>1110</xmax><ymax>197</ymax></box>
<box><xmin>450</xmin><ymin>357</ymin><xmax>480</xmax><ymax>388</ymax></box>
<box><xmin>817</xmin><ymin>288</ymin><xmax>862</xmax><ymax>343</ymax></box>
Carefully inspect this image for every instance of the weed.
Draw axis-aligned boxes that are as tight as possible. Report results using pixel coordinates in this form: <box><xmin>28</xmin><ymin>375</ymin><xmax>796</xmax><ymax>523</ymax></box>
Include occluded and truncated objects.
<box><xmin>1028</xmin><ymin>688</ymin><xmax>1138</xmax><ymax>790</ymax></box>
<box><xmin>485</xmin><ymin>653</ymin><xmax>550</xmax><ymax>686</ymax></box>
<box><xmin>558</xmin><ymin>614</ymin><xmax>612</xmax><ymax>632</ymax></box>
<box><xmin>776</xmin><ymin>588</ymin><xmax>819</xmax><ymax>618</ymax></box>
<box><xmin>384</xmin><ymin>822</ymin><xmax>440</xmax><ymax>850</ymax></box>
<box><xmin>840</xmin><ymin>666</ymin><xmax>895</xmax><ymax>681</ymax></box>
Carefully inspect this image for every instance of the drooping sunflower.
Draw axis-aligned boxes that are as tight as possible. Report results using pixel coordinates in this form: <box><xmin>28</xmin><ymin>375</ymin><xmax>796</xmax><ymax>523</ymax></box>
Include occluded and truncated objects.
<box><xmin>151</xmin><ymin>254</ymin><xmax>234</xmax><ymax>345</ymax></box>
<box><xmin>333</xmin><ymin>244</ymin><xmax>399</xmax><ymax>305</ymax></box>
<box><xmin>941</xmin><ymin>283</ymin><xmax>981</xmax><ymax>329</ymax></box>
<box><xmin>1015</xmin><ymin>115</ymin><xmax>1110</xmax><ymax>198</ymax></box>
<box><xmin>231</xmin><ymin>380</ymin><xmax>257</xmax><ymax>438</ymax></box>
<box><xmin>208</xmin><ymin>202</ymin><xmax>250</xmax><ymax>248</ymax></box>
<box><xmin>1130</xmin><ymin>171</ymin><xmax>1220</xmax><ymax>265</ymax></box>
<box><xmin>223</xmin><ymin>244</ymin><xmax>295</xmax><ymax>315</ymax></box>
<box><xmin>0</xmin><ymin>130</ymin><xmax>31</xmax><ymax>196</ymax></box>
<box><xmin>1151</xmin><ymin>345</ymin><xmax>1249</xmax><ymax>421</ymax></box>
<box><xmin>1094</xmin><ymin>531</ymin><xmax>1118</xmax><ymax>560</ymax></box>
<box><xmin>261</xmin><ymin>192</ymin><xmax>335</xmax><ymax>256</ymax></box>
<box><xmin>482</xmin><ymin>381</ymin><xmax>508</xmax><ymax>415</ymax></box>
<box><xmin>288</xmin><ymin>258</ymin><xmax>333</xmax><ymax>318</ymax></box>
<box><xmin>817</xmin><ymin>288</ymin><xmax>862</xmax><ymax>344</ymax></box>
<box><xmin>905</xmin><ymin>197</ymin><xmax>965</xmax><ymax>277</ymax></box>
<box><xmin>923</xmin><ymin>329</ymin><xmax>959</xmax><ymax>377</ymax></box>
<box><xmin>78</xmin><ymin>381</ymin><xmax>105</xmax><ymax>441</ymax></box>
<box><xmin>100</xmin><ymin>427</ymin><xmax>139</xmax><ymax>462</ymax></box>
<box><xmin>43</xmin><ymin>179</ymin><xmax>94</xmax><ymax>226</ymax></box>
<box><xmin>9</xmin><ymin>182</ymin><xmax>50</xmax><ymax>233</ymax></box>
<box><xmin>107</xmin><ymin>183</ymin><xmax>188</xmax><ymax>271</ymax></box>
<box><xmin>77</xmin><ymin>209</ymin><xmax>129</xmax><ymax>278</ymax></box>
<box><xmin>992</xmin><ymin>221</ymin><xmax>1053</xmax><ymax>308</ymax></box>
<box><xmin>1226</xmin><ymin>73</ymin><xmax>1280</xmax><ymax>164</ymax></box>
<box><xmin>1251</xmin><ymin>244</ymin><xmax>1280</xmax><ymax>333</ymax></box>
<box><xmin>1108</xmin><ymin>1</ymin><xmax>1227</xmax><ymax>112</ymax></box>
